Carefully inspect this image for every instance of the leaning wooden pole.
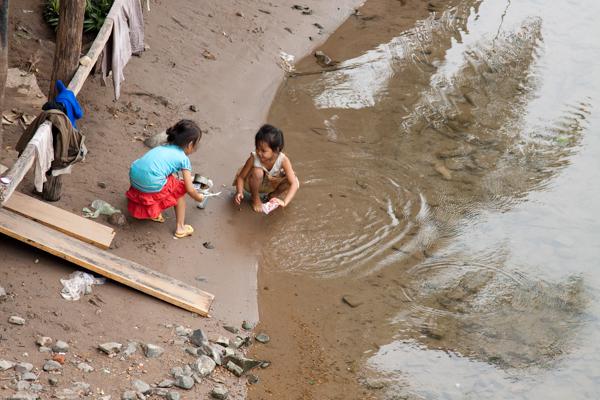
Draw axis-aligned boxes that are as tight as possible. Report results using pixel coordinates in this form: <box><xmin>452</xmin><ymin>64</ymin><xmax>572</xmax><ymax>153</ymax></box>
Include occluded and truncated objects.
<box><xmin>0</xmin><ymin>0</ymin><xmax>9</xmax><ymax>156</ymax></box>
<box><xmin>43</xmin><ymin>0</ymin><xmax>86</xmax><ymax>201</ymax></box>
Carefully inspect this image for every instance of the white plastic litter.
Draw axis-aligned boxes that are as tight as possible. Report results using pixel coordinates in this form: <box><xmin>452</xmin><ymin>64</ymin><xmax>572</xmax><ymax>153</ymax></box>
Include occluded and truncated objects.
<box><xmin>82</xmin><ymin>199</ymin><xmax>121</xmax><ymax>218</ymax></box>
<box><xmin>278</xmin><ymin>51</ymin><xmax>296</xmax><ymax>73</ymax></box>
<box><xmin>60</xmin><ymin>271</ymin><xmax>106</xmax><ymax>301</ymax></box>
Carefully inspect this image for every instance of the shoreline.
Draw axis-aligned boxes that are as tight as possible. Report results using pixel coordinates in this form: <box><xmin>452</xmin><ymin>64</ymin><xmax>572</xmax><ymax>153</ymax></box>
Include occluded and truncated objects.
<box><xmin>1</xmin><ymin>0</ymin><xmax>362</xmax><ymax>398</ymax></box>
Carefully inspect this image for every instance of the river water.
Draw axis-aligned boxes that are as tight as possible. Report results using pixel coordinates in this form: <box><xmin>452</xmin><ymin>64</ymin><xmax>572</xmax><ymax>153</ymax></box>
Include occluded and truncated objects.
<box><xmin>259</xmin><ymin>0</ymin><xmax>600</xmax><ymax>398</ymax></box>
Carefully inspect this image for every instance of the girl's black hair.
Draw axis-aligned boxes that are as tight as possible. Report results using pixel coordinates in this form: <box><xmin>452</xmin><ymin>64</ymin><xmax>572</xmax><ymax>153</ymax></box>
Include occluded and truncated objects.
<box><xmin>255</xmin><ymin>124</ymin><xmax>284</xmax><ymax>152</ymax></box>
<box><xmin>166</xmin><ymin>119</ymin><xmax>202</xmax><ymax>149</ymax></box>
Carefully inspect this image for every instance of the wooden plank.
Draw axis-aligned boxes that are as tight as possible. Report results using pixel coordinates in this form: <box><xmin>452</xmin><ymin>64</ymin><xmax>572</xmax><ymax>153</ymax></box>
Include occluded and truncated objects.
<box><xmin>4</xmin><ymin>191</ymin><xmax>115</xmax><ymax>249</ymax></box>
<box><xmin>0</xmin><ymin>208</ymin><xmax>214</xmax><ymax>316</ymax></box>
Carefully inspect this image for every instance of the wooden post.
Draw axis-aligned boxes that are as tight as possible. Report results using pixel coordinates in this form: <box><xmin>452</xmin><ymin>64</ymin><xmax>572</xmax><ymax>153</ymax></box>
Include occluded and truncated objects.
<box><xmin>48</xmin><ymin>0</ymin><xmax>86</xmax><ymax>99</ymax></box>
<box><xmin>0</xmin><ymin>0</ymin><xmax>9</xmax><ymax>155</ymax></box>
<box><xmin>44</xmin><ymin>0</ymin><xmax>86</xmax><ymax>201</ymax></box>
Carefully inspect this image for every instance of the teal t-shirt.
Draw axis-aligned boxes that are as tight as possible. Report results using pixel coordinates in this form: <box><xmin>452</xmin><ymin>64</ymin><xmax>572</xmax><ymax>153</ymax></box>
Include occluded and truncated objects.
<box><xmin>129</xmin><ymin>144</ymin><xmax>191</xmax><ymax>193</ymax></box>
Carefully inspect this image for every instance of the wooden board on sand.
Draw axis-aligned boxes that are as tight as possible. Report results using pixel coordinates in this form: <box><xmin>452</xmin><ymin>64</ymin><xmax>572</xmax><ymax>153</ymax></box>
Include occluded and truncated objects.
<box><xmin>4</xmin><ymin>191</ymin><xmax>115</xmax><ymax>249</ymax></box>
<box><xmin>0</xmin><ymin>208</ymin><xmax>214</xmax><ymax>316</ymax></box>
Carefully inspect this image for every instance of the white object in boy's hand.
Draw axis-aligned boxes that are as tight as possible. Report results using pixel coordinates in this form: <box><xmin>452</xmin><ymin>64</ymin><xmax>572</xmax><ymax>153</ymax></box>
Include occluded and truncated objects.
<box><xmin>261</xmin><ymin>198</ymin><xmax>280</xmax><ymax>215</ymax></box>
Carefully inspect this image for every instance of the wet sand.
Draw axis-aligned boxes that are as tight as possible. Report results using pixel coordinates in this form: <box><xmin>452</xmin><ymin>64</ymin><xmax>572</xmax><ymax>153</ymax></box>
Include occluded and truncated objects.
<box><xmin>1</xmin><ymin>0</ymin><xmax>361</xmax><ymax>398</ymax></box>
<box><xmin>250</xmin><ymin>0</ymin><xmax>600</xmax><ymax>399</ymax></box>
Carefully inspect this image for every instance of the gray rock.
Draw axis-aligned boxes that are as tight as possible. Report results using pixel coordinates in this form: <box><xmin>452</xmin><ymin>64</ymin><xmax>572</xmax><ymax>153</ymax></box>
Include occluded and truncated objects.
<box><xmin>342</xmin><ymin>295</ymin><xmax>363</xmax><ymax>308</ymax></box>
<box><xmin>35</xmin><ymin>336</ymin><xmax>52</xmax><ymax>347</ymax></box>
<box><xmin>77</xmin><ymin>362</ymin><xmax>94</xmax><ymax>373</ymax></box>
<box><xmin>229</xmin><ymin>355</ymin><xmax>262</xmax><ymax>374</ymax></box>
<box><xmin>175</xmin><ymin>325</ymin><xmax>193</xmax><ymax>337</ymax></box>
<box><xmin>42</xmin><ymin>360</ymin><xmax>62</xmax><ymax>371</ymax></box>
<box><xmin>30</xmin><ymin>384</ymin><xmax>43</xmax><ymax>392</ymax></box>
<box><xmin>108</xmin><ymin>212</ymin><xmax>127</xmax><ymax>227</ymax></box>
<box><xmin>52</xmin><ymin>340</ymin><xmax>69</xmax><ymax>353</ymax></box>
<box><xmin>225</xmin><ymin>361</ymin><xmax>243</xmax><ymax>377</ymax></box>
<box><xmin>8</xmin><ymin>315</ymin><xmax>26</xmax><ymax>325</ymax></box>
<box><xmin>21</xmin><ymin>372</ymin><xmax>37</xmax><ymax>381</ymax></box>
<box><xmin>143</xmin><ymin>131</ymin><xmax>167</xmax><ymax>148</ymax></box>
<box><xmin>182</xmin><ymin>365</ymin><xmax>193</xmax><ymax>377</ymax></box>
<box><xmin>223</xmin><ymin>347</ymin><xmax>235</xmax><ymax>359</ymax></box>
<box><xmin>247</xmin><ymin>374</ymin><xmax>259</xmax><ymax>385</ymax></box>
<box><xmin>48</xmin><ymin>377</ymin><xmax>59</xmax><ymax>386</ymax></box>
<box><xmin>72</xmin><ymin>382</ymin><xmax>91</xmax><ymax>395</ymax></box>
<box><xmin>193</xmin><ymin>355</ymin><xmax>216</xmax><ymax>377</ymax></box>
<box><xmin>0</xmin><ymin>285</ymin><xmax>6</xmax><ymax>299</ymax></box>
<box><xmin>38</xmin><ymin>346</ymin><xmax>52</xmax><ymax>353</ymax></box>
<box><xmin>98</xmin><ymin>342</ymin><xmax>122</xmax><ymax>355</ymax></box>
<box><xmin>157</xmin><ymin>379</ymin><xmax>175</xmax><ymax>388</ymax></box>
<box><xmin>53</xmin><ymin>388</ymin><xmax>78</xmax><ymax>400</ymax></box>
<box><xmin>190</xmin><ymin>329</ymin><xmax>208</xmax><ymax>347</ymax></box>
<box><xmin>132</xmin><ymin>379</ymin><xmax>151</xmax><ymax>394</ymax></box>
<box><xmin>123</xmin><ymin>342</ymin><xmax>138</xmax><ymax>357</ymax></box>
<box><xmin>214</xmin><ymin>336</ymin><xmax>230</xmax><ymax>347</ymax></box>
<box><xmin>16</xmin><ymin>380</ymin><xmax>31</xmax><ymax>391</ymax></box>
<box><xmin>314</xmin><ymin>50</ymin><xmax>336</xmax><ymax>67</ymax></box>
<box><xmin>198</xmin><ymin>343</ymin><xmax>222</xmax><ymax>366</ymax></box>
<box><xmin>0</xmin><ymin>359</ymin><xmax>15</xmax><ymax>371</ymax></box>
<box><xmin>232</xmin><ymin>335</ymin><xmax>251</xmax><ymax>349</ymax></box>
<box><xmin>166</xmin><ymin>392</ymin><xmax>180</xmax><ymax>400</ymax></box>
<box><xmin>15</xmin><ymin>362</ymin><xmax>34</xmax><ymax>374</ymax></box>
<box><xmin>184</xmin><ymin>347</ymin><xmax>199</xmax><ymax>356</ymax></box>
<box><xmin>192</xmin><ymin>373</ymin><xmax>202</xmax><ymax>384</ymax></box>
<box><xmin>241</xmin><ymin>321</ymin><xmax>253</xmax><ymax>330</ymax></box>
<box><xmin>175</xmin><ymin>375</ymin><xmax>194</xmax><ymax>390</ymax></box>
<box><xmin>151</xmin><ymin>388</ymin><xmax>168</xmax><ymax>397</ymax></box>
<box><xmin>211</xmin><ymin>385</ymin><xmax>229</xmax><ymax>399</ymax></box>
<box><xmin>260</xmin><ymin>361</ymin><xmax>271</xmax><ymax>369</ymax></box>
<box><xmin>142</xmin><ymin>343</ymin><xmax>164</xmax><ymax>358</ymax></box>
<box><xmin>7</xmin><ymin>393</ymin><xmax>39</xmax><ymax>400</ymax></box>
<box><xmin>170</xmin><ymin>366</ymin><xmax>184</xmax><ymax>378</ymax></box>
<box><xmin>121</xmin><ymin>391</ymin><xmax>137</xmax><ymax>400</ymax></box>
<box><xmin>223</xmin><ymin>325</ymin><xmax>239</xmax><ymax>334</ymax></box>
<box><xmin>255</xmin><ymin>333</ymin><xmax>270</xmax><ymax>344</ymax></box>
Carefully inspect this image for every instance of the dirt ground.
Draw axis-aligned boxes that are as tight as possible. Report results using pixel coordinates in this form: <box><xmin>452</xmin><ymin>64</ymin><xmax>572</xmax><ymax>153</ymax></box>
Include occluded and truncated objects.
<box><xmin>1</xmin><ymin>0</ymin><xmax>361</xmax><ymax>399</ymax></box>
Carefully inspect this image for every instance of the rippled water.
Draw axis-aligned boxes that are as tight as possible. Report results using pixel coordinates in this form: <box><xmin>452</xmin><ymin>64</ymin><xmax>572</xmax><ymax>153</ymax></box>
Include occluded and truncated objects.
<box><xmin>264</xmin><ymin>0</ymin><xmax>600</xmax><ymax>398</ymax></box>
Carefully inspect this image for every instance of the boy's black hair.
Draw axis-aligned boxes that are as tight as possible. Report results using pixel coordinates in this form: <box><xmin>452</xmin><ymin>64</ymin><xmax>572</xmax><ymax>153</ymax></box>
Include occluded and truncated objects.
<box><xmin>255</xmin><ymin>124</ymin><xmax>284</xmax><ymax>152</ymax></box>
<box><xmin>166</xmin><ymin>119</ymin><xmax>202</xmax><ymax>149</ymax></box>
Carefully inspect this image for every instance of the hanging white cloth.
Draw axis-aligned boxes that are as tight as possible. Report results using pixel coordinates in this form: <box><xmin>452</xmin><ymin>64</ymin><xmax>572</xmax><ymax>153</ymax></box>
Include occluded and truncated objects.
<box><xmin>28</xmin><ymin>122</ymin><xmax>54</xmax><ymax>192</ymax></box>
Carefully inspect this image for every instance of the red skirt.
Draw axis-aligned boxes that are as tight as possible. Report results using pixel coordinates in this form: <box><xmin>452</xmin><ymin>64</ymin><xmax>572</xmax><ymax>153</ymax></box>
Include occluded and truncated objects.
<box><xmin>126</xmin><ymin>175</ymin><xmax>187</xmax><ymax>219</ymax></box>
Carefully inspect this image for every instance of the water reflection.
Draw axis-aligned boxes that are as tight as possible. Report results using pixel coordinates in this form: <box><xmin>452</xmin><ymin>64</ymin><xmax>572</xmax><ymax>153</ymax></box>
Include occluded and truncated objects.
<box><xmin>264</xmin><ymin>0</ymin><xmax>600</xmax><ymax>397</ymax></box>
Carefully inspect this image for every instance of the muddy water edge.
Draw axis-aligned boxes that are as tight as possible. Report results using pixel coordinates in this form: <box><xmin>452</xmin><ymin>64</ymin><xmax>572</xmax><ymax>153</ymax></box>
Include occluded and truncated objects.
<box><xmin>250</xmin><ymin>0</ymin><xmax>600</xmax><ymax>399</ymax></box>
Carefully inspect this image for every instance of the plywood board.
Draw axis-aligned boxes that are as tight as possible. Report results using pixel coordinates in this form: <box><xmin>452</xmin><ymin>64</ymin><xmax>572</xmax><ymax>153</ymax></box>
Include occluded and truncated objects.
<box><xmin>4</xmin><ymin>191</ymin><xmax>115</xmax><ymax>249</ymax></box>
<box><xmin>0</xmin><ymin>208</ymin><xmax>214</xmax><ymax>316</ymax></box>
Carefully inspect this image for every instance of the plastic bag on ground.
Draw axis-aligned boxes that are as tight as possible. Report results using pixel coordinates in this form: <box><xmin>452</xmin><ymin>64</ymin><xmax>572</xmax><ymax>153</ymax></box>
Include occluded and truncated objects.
<box><xmin>60</xmin><ymin>271</ymin><xmax>106</xmax><ymax>301</ymax></box>
<box><xmin>82</xmin><ymin>199</ymin><xmax>120</xmax><ymax>218</ymax></box>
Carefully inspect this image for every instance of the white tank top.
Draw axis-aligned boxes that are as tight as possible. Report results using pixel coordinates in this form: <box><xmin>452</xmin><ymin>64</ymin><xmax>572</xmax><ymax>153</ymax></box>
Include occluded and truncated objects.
<box><xmin>252</xmin><ymin>151</ymin><xmax>285</xmax><ymax>177</ymax></box>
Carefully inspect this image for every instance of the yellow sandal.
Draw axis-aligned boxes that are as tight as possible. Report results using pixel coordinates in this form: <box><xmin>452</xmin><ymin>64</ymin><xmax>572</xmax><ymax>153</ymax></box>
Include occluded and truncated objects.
<box><xmin>174</xmin><ymin>224</ymin><xmax>194</xmax><ymax>238</ymax></box>
<box><xmin>151</xmin><ymin>214</ymin><xmax>165</xmax><ymax>223</ymax></box>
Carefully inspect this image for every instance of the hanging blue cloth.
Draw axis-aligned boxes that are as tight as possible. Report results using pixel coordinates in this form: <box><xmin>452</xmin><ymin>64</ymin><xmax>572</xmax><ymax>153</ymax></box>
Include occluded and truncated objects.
<box><xmin>54</xmin><ymin>80</ymin><xmax>83</xmax><ymax>128</ymax></box>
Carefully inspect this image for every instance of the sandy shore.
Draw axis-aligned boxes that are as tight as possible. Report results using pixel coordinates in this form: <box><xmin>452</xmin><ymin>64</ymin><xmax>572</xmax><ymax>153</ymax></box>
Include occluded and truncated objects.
<box><xmin>1</xmin><ymin>0</ymin><xmax>361</xmax><ymax>398</ymax></box>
